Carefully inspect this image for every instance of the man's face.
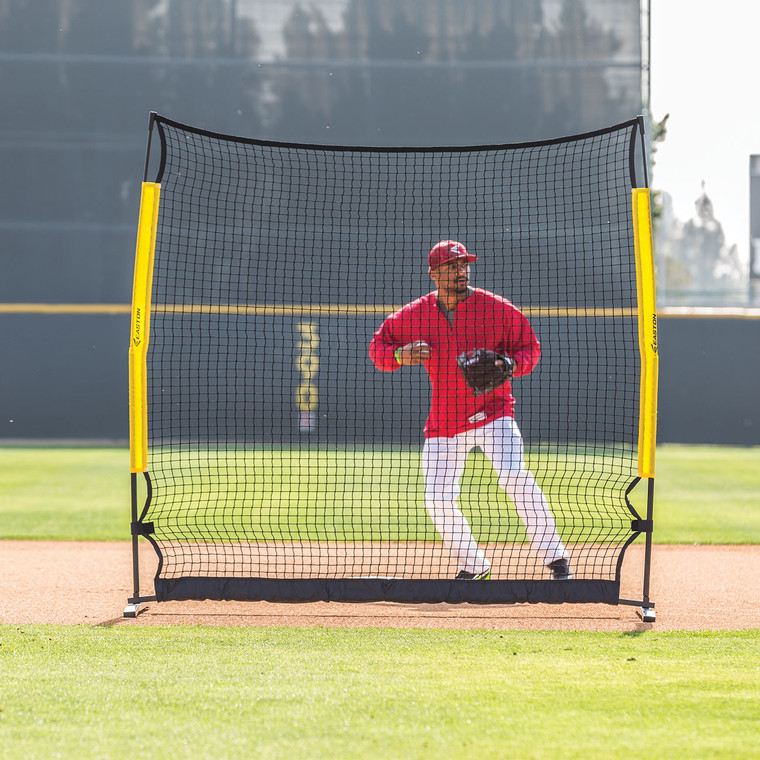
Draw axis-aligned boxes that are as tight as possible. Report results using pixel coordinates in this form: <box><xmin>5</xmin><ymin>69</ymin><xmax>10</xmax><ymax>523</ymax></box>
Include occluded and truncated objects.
<box><xmin>430</xmin><ymin>257</ymin><xmax>470</xmax><ymax>295</ymax></box>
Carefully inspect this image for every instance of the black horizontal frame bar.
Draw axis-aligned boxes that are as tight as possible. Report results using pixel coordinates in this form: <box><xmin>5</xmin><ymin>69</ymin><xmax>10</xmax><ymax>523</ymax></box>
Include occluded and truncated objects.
<box><xmin>154</xmin><ymin>110</ymin><xmax>640</xmax><ymax>155</ymax></box>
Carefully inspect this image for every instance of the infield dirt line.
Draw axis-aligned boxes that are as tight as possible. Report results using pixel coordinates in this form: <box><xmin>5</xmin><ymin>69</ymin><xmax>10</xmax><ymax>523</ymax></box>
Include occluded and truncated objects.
<box><xmin>1</xmin><ymin>542</ymin><xmax>758</xmax><ymax>631</ymax></box>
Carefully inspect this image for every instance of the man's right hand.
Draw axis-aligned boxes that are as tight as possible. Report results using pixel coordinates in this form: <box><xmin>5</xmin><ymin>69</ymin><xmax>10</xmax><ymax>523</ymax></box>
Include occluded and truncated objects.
<box><xmin>397</xmin><ymin>340</ymin><xmax>431</xmax><ymax>365</ymax></box>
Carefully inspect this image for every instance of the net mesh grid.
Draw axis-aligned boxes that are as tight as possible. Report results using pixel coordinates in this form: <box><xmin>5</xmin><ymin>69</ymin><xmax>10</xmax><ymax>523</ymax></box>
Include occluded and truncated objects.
<box><xmin>143</xmin><ymin>116</ymin><xmax>644</xmax><ymax>586</ymax></box>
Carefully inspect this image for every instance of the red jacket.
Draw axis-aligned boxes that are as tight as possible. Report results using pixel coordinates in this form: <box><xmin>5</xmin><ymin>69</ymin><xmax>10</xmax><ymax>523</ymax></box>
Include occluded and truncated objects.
<box><xmin>369</xmin><ymin>288</ymin><xmax>541</xmax><ymax>438</ymax></box>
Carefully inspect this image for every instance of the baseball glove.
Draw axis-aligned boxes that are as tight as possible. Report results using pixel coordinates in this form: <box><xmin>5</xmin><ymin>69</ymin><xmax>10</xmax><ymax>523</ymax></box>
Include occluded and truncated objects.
<box><xmin>456</xmin><ymin>348</ymin><xmax>514</xmax><ymax>396</ymax></box>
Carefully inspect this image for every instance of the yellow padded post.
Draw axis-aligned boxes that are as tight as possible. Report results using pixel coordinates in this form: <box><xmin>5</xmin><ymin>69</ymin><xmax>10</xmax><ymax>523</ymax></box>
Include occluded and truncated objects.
<box><xmin>129</xmin><ymin>182</ymin><xmax>160</xmax><ymax>473</ymax></box>
<box><xmin>632</xmin><ymin>188</ymin><xmax>658</xmax><ymax>478</ymax></box>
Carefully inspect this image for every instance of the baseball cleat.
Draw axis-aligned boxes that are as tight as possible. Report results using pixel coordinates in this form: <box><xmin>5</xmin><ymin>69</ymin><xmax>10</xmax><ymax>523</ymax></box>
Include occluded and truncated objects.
<box><xmin>455</xmin><ymin>569</ymin><xmax>491</xmax><ymax>580</ymax></box>
<box><xmin>547</xmin><ymin>558</ymin><xmax>573</xmax><ymax>580</ymax></box>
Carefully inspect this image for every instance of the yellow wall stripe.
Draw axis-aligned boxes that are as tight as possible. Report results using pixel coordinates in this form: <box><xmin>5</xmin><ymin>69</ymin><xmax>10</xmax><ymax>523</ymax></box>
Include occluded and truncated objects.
<box><xmin>129</xmin><ymin>182</ymin><xmax>160</xmax><ymax>474</ymax></box>
<box><xmin>153</xmin><ymin>304</ymin><xmax>636</xmax><ymax>318</ymax></box>
<box><xmin>632</xmin><ymin>188</ymin><xmax>658</xmax><ymax>478</ymax></box>
<box><xmin>0</xmin><ymin>303</ymin><xmax>638</xmax><ymax>318</ymax></box>
<box><xmin>0</xmin><ymin>303</ymin><xmax>131</xmax><ymax>314</ymax></box>
<box><xmin>3</xmin><ymin>303</ymin><xmax>759</xmax><ymax>319</ymax></box>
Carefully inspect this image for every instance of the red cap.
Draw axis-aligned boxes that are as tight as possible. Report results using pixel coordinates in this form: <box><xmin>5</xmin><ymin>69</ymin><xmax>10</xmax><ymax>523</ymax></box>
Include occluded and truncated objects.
<box><xmin>428</xmin><ymin>240</ymin><xmax>477</xmax><ymax>269</ymax></box>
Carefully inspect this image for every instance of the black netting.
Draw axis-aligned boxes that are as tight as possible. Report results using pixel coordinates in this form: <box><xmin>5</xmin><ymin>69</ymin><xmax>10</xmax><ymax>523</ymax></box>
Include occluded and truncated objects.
<box><xmin>136</xmin><ymin>114</ymin><xmax>649</xmax><ymax>604</ymax></box>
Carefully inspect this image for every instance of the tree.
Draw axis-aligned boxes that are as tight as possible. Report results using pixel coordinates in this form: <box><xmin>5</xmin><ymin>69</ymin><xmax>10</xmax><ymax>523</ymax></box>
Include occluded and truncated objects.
<box><xmin>533</xmin><ymin>0</ymin><xmax>627</xmax><ymax>137</ymax></box>
<box><xmin>655</xmin><ymin>183</ymin><xmax>744</xmax><ymax>297</ymax></box>
<box><xmin>268</xmin><ymin>0</ymin><xmax>639</xmax><ymax>145</ymax></box>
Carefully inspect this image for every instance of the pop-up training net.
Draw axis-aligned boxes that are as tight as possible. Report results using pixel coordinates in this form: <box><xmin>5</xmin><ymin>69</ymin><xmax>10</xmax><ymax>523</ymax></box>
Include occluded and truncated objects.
<box><xmin>126</xmin><ymin>113</ymin><xmax>657</xmax><ymax>614</ymax></box>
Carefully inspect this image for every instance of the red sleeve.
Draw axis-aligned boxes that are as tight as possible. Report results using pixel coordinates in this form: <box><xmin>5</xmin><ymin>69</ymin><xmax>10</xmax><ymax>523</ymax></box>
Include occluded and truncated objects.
<box><xmin>499</xmin><ymin>306</ymin><xmax>540</xmax><ymax>377</ymax></box>
<box><xmin>369</xmin><ymin>309</ymin><xmax>406</xmax><ymax>372</ymax></box>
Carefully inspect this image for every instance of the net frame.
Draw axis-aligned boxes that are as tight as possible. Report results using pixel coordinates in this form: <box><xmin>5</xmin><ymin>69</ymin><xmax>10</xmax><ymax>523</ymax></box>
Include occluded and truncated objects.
<box><xmin>125</xmin><ymin>112</ymin><xmax>657</xmax><ymax>616</ymax></box>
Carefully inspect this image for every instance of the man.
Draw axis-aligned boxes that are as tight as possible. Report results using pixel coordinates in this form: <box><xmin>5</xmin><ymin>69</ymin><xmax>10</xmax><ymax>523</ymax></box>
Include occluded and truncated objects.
<box><xmin>369</xmin><ymin>240</ymin><xmax>572</xmax><ymax>580</ymax></box>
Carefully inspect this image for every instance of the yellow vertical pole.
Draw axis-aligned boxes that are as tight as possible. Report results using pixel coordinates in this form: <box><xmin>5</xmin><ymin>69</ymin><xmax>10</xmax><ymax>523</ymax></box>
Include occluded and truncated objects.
<box><xmin>632</xmin><ymin>188</ymin><xmax>658</xmax><ymax>478</ymax></box>
<box><xmin>129</xmin><ymin>182</ymin><xmax>160</xmax><ymax>473</ymax></box>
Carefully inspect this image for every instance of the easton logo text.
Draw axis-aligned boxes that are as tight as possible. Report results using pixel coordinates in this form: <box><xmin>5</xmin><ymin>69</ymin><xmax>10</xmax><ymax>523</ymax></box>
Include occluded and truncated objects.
<box><xmin>133</xmin><ymin>307</ymin><xmax>142</xmax><ymax>347</ymax></box>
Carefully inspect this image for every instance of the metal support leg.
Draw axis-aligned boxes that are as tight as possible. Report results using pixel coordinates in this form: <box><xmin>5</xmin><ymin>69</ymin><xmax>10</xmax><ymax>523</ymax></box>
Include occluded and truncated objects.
<box><xmin>637</xmin><ymin>478</ymin><xmax>656</xmax><ymax>623</ymax></box>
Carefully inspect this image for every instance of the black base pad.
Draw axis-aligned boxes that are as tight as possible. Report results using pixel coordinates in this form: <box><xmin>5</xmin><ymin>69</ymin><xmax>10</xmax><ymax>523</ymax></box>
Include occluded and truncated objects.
<box><xmin>155</xmin><ymin>577</ymin><xmax>621</xmax><ymax>605</ymax></box>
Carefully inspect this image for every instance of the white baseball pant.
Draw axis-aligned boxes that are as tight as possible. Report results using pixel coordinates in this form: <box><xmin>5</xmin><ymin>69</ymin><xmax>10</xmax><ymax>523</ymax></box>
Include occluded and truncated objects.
<box><xmin>422</xmin><ymin>416</ymin><xmax>568</xmax><ymax>575</ymax></box>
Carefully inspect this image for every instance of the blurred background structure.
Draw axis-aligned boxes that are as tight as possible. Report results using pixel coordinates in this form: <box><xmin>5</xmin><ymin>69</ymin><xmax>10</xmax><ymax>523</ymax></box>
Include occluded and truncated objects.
<box><xmin>0</xmin><ymin>0</ymin><xmax>757</xmax><ymax>444</ymax></box>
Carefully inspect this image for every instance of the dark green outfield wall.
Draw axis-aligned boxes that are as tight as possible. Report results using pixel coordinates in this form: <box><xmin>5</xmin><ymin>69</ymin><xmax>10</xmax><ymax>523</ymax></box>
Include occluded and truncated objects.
<box><xmin>1</xmin><ymin>313</ymin><xmax>757</xmax><ymax>445</ymax></box>
<box><xmin>655</xmin><ymin>315</ymin><xmax>759</xmax><ymax>445</ymax></box>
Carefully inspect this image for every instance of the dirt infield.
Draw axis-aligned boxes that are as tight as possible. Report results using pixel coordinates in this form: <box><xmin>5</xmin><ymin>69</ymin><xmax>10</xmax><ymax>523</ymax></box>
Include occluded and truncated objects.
<box><xmin>1</xmin><ymin>541</ymin><xmax>758</xmax><ymax>631</ymax></box>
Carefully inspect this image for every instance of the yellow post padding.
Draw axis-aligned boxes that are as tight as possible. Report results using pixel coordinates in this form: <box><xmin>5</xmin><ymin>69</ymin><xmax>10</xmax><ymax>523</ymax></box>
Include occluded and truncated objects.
<box><xmin>632</xmin><ymin>188</ymin><xmax>658</xmax><ymax>478</ymax></box>
<box><xmin>129</xmin><ymin>182</ymin><xmax>160</xmax><ymax>473</ymax></box>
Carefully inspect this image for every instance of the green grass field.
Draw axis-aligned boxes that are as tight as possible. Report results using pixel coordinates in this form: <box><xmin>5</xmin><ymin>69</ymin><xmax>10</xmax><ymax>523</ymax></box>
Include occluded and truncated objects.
<box><xmin>1</xmin><ymin>626</ymin><xmax>758</xmax><ymax>760</ymax></box>
<box><xmin>0</xmin><ymin>443</ymin><xmax>758</xmax><ymax>543</ymax></box>
<box><xmin>1</xmin><ymin>444</ymin><xmax>758</xmax><ymax>759</ymax></box>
